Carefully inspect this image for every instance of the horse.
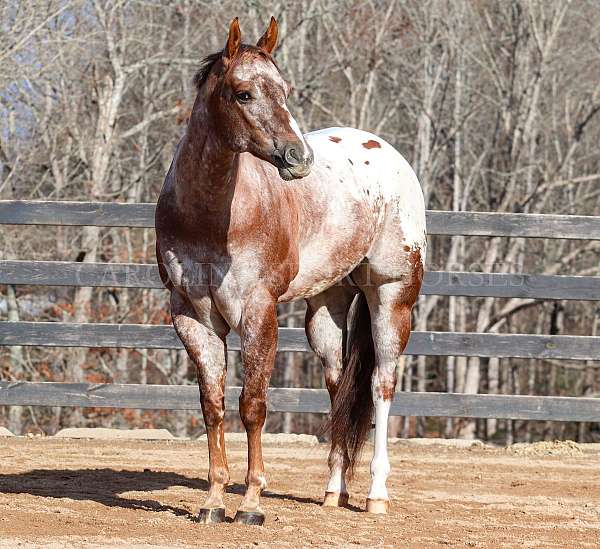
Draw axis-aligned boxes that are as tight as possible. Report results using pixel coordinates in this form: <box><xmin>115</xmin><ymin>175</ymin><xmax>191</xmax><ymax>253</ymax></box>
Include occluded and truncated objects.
<box><xmin>155</xmin><ymin>16</ymin><xmax>426</xmax><ymax>525</ymax></box>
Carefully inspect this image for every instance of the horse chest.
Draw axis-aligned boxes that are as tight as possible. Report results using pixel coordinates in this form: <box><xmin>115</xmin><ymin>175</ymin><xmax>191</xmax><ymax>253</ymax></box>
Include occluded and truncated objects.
<box><xmin>162</xmin><ymin>238</ymin><xmax>296</xmax><ymax>331</ymax></box>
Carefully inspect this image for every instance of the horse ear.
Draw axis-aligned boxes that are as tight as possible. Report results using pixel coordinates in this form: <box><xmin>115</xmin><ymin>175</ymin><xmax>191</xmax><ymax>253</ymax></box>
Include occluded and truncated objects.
<box><xmin>224</xmin><ymin>17</ymin><xmax>241</xmax><ymax>62</ymax></box>
<box><xmin>256</xmin><ymin>16</ymin><xmax>278</xmax><ymax>54</ymax></box>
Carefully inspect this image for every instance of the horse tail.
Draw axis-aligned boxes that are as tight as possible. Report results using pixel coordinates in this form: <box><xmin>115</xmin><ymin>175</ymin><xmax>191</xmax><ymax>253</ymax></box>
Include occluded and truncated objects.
<box><xmin>330</xmin><ymin>291</ymin><xmax>375</xmax><ymax>477</ymax></box>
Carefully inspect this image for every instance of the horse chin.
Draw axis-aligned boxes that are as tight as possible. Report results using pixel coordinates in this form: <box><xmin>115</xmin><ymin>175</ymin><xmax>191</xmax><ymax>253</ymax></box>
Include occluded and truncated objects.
<box><xmin>278</xmin><ymin>166</ymin><xmax>311</xmax><ymax>181</ymax></box>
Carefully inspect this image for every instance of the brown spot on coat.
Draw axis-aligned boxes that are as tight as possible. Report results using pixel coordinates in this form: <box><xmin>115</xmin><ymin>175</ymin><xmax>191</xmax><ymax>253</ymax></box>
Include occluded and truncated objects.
<box><xmin>329</xmin><ymin>136</ymin><xmax>342</xmax><ymax>143</ymax></box>
<box><xmin>362</xmin><ymin>140</ymin><xmax>381</xmax><ymax>149</ymax></box>
<box><xmin>378</xmin><ymin>383</ymin><xmax>397</xmax><ymax>401</ymax></box>
<box><xmin>364</xmin><ymin>160</ymin><xmax>370</xmax><ymax>165</ymax></box>
<box><xmin>400</xmin><ymin>248</ymin><xmax>424</xmax><ymax>305</ymax></box>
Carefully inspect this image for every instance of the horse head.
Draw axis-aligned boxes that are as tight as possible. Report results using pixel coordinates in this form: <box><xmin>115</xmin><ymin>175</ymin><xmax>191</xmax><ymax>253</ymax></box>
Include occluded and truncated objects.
<box><xmin>194</xmin><ymin>17</ymin><xmax>314</xmax><ymax>181</ymax></box>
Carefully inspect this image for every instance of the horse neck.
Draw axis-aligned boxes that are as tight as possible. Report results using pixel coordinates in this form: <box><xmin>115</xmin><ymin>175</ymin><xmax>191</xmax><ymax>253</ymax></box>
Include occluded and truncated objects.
<box><xmin>173</xmin><ymin>99</ymin><xmax>238</xmax><ymax>221</ymax></box>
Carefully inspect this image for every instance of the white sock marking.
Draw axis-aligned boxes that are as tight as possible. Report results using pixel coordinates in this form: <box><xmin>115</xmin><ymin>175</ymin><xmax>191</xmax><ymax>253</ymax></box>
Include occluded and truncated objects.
<box><xmin>326</xmin><ymin>448</ymin><xmax>348</xmax><ymax>494</ymax></box>
<box><xmin>368</xmin><ymin>397</ymin><xmax>391</xmax><ymax>500</ymax></box>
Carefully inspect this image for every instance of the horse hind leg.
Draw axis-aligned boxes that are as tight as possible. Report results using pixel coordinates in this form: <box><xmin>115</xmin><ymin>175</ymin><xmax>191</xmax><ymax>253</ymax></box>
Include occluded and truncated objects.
<box><xmin>305</xmin><ymin>286</ymin><xmax>356</xmax><ymax>508</ymax></box>
<box><xmin>359</xmin><ymin>269</ymin><xmax>422</xmax><ymax>514</ymax></box>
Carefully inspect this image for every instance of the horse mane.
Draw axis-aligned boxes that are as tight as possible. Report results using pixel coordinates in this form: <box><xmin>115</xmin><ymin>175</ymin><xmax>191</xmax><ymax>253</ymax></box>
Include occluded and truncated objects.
<box><xmin>193</xmin><ymin>52</ymin><xmax>222</xmax><ymax>91</ymax></box>
<box><xmin>192</xmin><ymin>46</ymin><xmax>281</xmax><ymax>91</ymax></box>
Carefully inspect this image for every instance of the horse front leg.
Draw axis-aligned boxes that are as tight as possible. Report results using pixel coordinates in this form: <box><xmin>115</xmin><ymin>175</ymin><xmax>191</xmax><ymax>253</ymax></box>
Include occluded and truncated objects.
<box><xmin>233</xmin><ymin>289</ymin><xmax>278</xmax><ymax>526</ymax></box>
<box><xmin>170</xmin><ymin>292</ymin><xmax>230</xmax><ymax>524</ymax></box>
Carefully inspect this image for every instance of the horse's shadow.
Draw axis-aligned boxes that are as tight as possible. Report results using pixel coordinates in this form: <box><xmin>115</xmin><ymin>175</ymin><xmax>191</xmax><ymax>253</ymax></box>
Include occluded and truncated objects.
<box><xmin>0</xmin><ymin>468</ymin><xmax>360</xmax><ymax>520</ymax></box>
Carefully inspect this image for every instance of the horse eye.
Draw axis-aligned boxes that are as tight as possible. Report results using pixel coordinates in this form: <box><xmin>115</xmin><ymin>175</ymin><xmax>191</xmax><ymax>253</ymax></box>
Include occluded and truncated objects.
<box><xmin>236</xmin><ymin>91</ymin><xmax>252</xmax><ymax>103</ymax></box>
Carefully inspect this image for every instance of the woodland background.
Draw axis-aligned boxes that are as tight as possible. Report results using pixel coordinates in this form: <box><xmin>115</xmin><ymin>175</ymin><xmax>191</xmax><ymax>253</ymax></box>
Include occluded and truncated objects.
<box><xmin>1</xmin><ymin>0</ymin><xmax>599</xmax><ymax>442</ymax></box>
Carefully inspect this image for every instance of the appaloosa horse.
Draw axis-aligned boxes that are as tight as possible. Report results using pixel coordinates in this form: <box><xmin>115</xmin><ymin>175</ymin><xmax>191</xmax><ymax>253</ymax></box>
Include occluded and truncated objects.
<box><xmin>155</xmin><ymin>17</ymin><xmax>426</xmax><ymax>525</ymax></box>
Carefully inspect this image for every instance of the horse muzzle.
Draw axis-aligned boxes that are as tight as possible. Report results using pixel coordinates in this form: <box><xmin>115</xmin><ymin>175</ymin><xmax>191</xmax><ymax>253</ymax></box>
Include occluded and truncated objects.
<box><xmin>275</xmin><ymin>142</ymin><xmax>314</xmax><ymax>181</ymax></box>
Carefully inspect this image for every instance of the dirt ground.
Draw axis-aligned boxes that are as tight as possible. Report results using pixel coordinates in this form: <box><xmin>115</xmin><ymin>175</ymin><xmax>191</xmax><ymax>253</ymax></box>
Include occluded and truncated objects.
<box><xmin>0</xmin><ymin>437</ymin><xmax>599</xmax><ymax>548</ymax></box>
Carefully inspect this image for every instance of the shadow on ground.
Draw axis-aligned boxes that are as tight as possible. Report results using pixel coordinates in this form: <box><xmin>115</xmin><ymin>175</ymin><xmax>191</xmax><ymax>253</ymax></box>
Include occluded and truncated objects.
<box><xmin>0</xmin><ymin>469</ymin><xmax>361</xmax><ymax>519</ymax></box>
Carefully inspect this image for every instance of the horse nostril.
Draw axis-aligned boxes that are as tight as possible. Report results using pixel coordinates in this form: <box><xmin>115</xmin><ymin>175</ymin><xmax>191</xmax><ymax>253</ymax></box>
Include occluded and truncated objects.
<box><xmin>284</xmin><ymin>146</ymin><xmax>301</xmax><ymax>166</ymax></box>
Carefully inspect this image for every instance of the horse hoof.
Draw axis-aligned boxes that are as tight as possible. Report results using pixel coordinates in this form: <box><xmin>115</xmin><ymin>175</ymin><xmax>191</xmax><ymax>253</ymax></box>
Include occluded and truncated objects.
<box><xmin>323</xmin><ymin>491</ymin><xmax>349</xmax><ymax>507</ymax></box>
<box><xmin>366</xmin><ymin>498</ymin><xmax>389</xmax><ymax>514</ymax></box>
<box><xmin>233</xmin><ymin>510</ymin><xmax>265</xmax><ymax>526</ymax></box>
<box><xmin>196</xmin><ymin>507</ymin><xmax>226</xmax><ymax>524</ymax></box>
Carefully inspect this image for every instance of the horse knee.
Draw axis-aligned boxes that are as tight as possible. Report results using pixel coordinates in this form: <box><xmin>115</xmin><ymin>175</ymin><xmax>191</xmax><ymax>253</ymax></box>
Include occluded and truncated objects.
<box><xmin>239</xmin><ymin>393</ymin><xmax>266</xmax><ymax>430</ymax></box>
<box><xmin>202</xmin><ymin>393</ymin><xmax>225</xmax><ymax>428</ymax></box>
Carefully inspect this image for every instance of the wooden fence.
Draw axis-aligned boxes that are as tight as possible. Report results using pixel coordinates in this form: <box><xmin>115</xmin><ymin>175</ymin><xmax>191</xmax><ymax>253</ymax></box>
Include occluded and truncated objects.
<box><xmin>1</xmin><ymin>200</ymin><xmax>599</xmax><ymax>422</ymax></box>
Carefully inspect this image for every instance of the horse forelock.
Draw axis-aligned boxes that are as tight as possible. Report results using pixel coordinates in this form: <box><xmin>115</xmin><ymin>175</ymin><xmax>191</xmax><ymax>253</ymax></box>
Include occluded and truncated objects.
<box><xmin>193</xmin><ymin>45</ymin><xmax>281</xmax><ymax>92</ymax></box>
